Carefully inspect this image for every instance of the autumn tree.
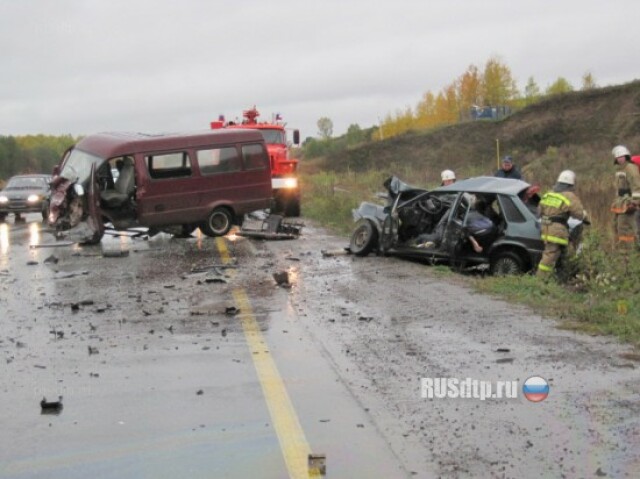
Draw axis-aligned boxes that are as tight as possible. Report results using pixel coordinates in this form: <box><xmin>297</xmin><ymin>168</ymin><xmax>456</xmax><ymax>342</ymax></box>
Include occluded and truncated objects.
<box><xmin>316</xmin><ymin>117</ymin><xmax>334</xmax><ymax>139</ymax></box>
<box><xmin>482</xmin><ymin>56</ymin><xmax>519</xmax><ymax>106</ymax></box>
<box><xmin>345</xmin><ymin>123</ymin><xmax>365</xmax><ymax>146</ymax></box>
<box><xmin>456</xmin><ymin>64</ymin><xmax>482</xmax><ymax>114</ymax></box>
<box><xmin>582</xmin><ymin>71</ymin><xmax>597</xmax><ymax>90</ymax></box>
<box><xmin>523</xmin><ymin>76</ymin><xmax>542</xmax><ymax>106</ymax></box>
<box><xmin>546</xmin><ymin>77</ymin><xmax>574</xmax><ymax>96</ymax></box>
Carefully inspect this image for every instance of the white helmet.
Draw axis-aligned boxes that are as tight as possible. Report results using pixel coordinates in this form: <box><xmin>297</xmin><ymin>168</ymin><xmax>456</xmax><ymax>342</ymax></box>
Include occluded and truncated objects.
<box><xmin>557</xmin><ymin>170</ymin><xmax>576</xmax><ymax>185</ymax></box>
<box><xmin>612</xmin><ymin>145</ymin><xmax>630</xmax><ymax>160</ymax></box>
<box><xmin>441</xmin><ymin>169</ymin><xmax>456</xmax><ymax>182</ymax></box>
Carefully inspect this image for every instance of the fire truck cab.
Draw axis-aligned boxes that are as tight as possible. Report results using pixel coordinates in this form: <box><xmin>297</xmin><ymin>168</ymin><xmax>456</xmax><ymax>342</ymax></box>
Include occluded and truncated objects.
<box><xmin>211</xmin><ymin>107</ymin><xmax>301</xmax><ymax>216</ymax></box>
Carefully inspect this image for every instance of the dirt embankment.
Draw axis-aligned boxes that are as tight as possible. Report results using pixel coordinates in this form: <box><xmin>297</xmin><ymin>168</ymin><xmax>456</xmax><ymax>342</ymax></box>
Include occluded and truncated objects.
<box><xmin>320</xmin><ymin>80</ymin><xmax>640</xmax><ymax>180</ymax></box>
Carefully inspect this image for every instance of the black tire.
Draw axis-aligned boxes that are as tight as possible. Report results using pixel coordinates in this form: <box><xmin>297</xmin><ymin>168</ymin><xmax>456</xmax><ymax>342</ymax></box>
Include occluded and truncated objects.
<box><xmin>80</xmin><ymin>230</ymin><xmax>104</xmax><ymax>245</ymax></box>
<box><xmin>176</xmin><ymin>223</ymin><xmax>198</xmax><ymax>238</ymax></box>
<box><xmin>490</xmin><ymin>250</ymin><xmax>526</xmax><ymax>276</ymax></box>
<box><xmin>41</xmin><ymin>201</ymin><xmax>50</xmax><ymax>222</ymax></box>
<box><xmin>0</xmin><ymin>213</ymin><xmax>6</xmax><ymax>223</ymax></box>
<box><xmin>284</xmin><ymin>199</ymin><xmax>301</xmax><ymax>218</ymax></box>
<box><xmin>350</xmin><ymin>220</ymin><xmax>378</xmax><ymax>256</ymax></box>
<box><xmin>201</xmin><ymin>207</ymin><xmax>233</xmax><ymax>237</ymax></box>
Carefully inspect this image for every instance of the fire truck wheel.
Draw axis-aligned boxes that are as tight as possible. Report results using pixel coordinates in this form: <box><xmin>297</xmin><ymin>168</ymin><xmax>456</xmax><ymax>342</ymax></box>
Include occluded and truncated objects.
<box><xmin>202</xmin><ymin>207</ymin><xmax>233</xmax><ymax>237</ymax></box>
<box><xmin>284</xmin><ymin>200</ymin><xmax>301</xmax><ymax>217</ymax></box>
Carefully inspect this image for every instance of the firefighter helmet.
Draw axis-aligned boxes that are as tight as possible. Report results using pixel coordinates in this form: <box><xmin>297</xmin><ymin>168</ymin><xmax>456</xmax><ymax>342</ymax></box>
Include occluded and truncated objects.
<box><xmin>612</xmin><ymin>145</ymin><xmax>631</xmax><ymax>160</ymax></box>
<box><xmin>557</xmin><ymin>170</ymin><xmax>576</xmax><ymax>185</ymax></box>
<box><xmin>441</xmin><ymin>170</ymin><xmax>456</xmax><ymax>182</ymax></box>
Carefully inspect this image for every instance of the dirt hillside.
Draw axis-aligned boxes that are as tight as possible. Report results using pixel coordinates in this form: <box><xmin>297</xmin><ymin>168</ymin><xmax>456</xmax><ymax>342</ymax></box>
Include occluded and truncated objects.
<box><xmin>321</xmin><ymin>80</ymin><xmax>640</xmax><ymax>183</ymax></box>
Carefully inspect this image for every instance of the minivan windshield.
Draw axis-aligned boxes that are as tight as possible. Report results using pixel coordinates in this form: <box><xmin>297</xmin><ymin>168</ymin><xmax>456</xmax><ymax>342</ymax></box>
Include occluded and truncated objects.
<box><xmin>60</xmin><ymin>149</ymin><xmax>104</xmax><ymax>184</ymax></box>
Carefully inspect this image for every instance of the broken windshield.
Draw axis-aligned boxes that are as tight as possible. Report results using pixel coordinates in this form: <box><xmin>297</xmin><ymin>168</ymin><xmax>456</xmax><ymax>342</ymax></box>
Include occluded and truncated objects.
<box><xmin>60</xmin><ymin>149</ymin><xmax>104</xmax><ymax>184</ymax></box>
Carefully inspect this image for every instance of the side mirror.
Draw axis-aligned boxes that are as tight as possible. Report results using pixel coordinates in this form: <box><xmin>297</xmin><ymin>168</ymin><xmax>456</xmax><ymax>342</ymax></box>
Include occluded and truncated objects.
<box><xmin>73</xmin><ymin>184</ymin><xmax>85</xmax><ymax>196</ymax></box>
<box><xmin>292</xmin><ymin>129</ymin><xmax>300</xmax><ymax>145</ymax></box>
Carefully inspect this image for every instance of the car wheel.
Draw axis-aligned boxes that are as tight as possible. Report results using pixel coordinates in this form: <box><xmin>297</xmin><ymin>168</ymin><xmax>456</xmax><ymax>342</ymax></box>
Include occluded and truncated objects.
<box><xmin>0</xmin><ymin>213</ymin><xmax>6</xmax><ymax>223</ymax></box>
<box><xmin>490</xmin><ymin>250</ymin><xmax>525</xmax><ymax>276</ymax></box>
<box><xmin>350</xmin><ymin>220</ymin><xmax>378</xmax><ymax>256</ymax></box>
<box><xmin>201</xmin><ymin>207</ymin><xmax>233</xmax><ymax>237</ymax></box>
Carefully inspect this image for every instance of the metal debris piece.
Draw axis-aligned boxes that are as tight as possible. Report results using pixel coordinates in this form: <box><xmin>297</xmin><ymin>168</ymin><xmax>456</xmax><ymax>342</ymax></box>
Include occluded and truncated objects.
<box><xmin>238</xmin><ymin>214</ymin><xmax>303</xmax><ymax>240</ymax></box>
<box><xmin>308</xmin><ymin>453</ymin><xmax>327</xmax><ymax>476</ymax></box>
<box><xmin>272</xmin><ymin>271</ymin><xmax>290</xmax><ymax>286</ymax></box>
<box><xmin>30</xmin><ymin>242</ymin><xmax>74</xmax><ymax>249</ymax></box>
<box><xmin>321</xmin><ymin>248</ymin><xmax>351</xmax><ymax>257</ymax></box>
<box><xmin>43</xmin><ymin>255</ymin><xmax>59</xmax><ymax>264</ymax></box>
<box><xmin>40</xmin><ymin>396</ymin><xmax>63</xmax><ymax>414</ymax></box>
<box><xmin>496</xmin><ymin>358</ymin><xmax>515</xmax><ymax>364</ymax></box>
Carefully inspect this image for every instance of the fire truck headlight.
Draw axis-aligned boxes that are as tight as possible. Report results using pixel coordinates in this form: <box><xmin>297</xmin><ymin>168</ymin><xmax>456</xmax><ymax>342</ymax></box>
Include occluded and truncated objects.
<box><xmin>283</xmin><ymin>178</ymin><xmax>298</xmax><ymax>189</ymax></box>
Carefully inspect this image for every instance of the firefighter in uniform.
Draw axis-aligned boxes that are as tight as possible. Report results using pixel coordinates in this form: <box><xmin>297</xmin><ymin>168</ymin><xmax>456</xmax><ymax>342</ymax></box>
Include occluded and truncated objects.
<box><xmin>611</xmin><ymin>145</ymin><xmax>640</xmax><ymax>248</ymax></box>
<box><xmin>537</xmin><ymin>170</ymin><xmax>588</xmax><ymax>277</ymax></box>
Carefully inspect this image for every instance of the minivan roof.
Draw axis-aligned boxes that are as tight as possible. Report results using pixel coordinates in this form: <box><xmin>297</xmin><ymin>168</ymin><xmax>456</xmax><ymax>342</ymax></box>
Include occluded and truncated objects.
<box><xmin>75</xmin><ymin>129</ymin><xmax>265</xmax><ymax>159</ymax></box>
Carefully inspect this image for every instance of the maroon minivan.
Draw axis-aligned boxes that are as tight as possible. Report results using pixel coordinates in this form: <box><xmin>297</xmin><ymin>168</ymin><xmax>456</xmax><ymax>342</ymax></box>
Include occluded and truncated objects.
<box><xmin>48</xmin><ymin>130</ymin><xmax>273</xmax><ymax>243</ymax></box>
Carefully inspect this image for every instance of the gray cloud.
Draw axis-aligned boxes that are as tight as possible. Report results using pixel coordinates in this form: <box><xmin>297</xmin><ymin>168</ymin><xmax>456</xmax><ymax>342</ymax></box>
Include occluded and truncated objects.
<box><xmin>1</xmin><ymin>0</ymin><xmax>639</xmax><ymax>139</ymax></box>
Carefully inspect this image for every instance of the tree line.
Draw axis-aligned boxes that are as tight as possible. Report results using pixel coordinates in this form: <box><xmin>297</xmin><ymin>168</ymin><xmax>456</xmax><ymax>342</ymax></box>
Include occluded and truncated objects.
<box><xmin>377</xmin><ymin>56</ymin><xmax>597</xmax><ymax>140</ymax></box>
<box><xmin>0</xmin><ymin>135</ymin><xmax>77</xmax><ymax>185</ymax></box>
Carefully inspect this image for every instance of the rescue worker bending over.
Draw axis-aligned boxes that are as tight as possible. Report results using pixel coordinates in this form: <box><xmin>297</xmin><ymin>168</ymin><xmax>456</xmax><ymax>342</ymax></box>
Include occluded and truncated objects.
<box><xmin>537</xmin><ymin>170</ymin><xmax>588</xmax><ymax>278</ymax></box>
<box><xmin>611</xmin><ymin>145</ymin><xmax>640</xmax><ymax>248</ymax></box>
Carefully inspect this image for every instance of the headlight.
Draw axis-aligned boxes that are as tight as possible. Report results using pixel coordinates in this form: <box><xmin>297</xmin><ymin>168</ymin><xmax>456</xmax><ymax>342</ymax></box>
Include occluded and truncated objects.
<box><xmin>27</xmin><ymin>194</ymin><xmax>41</xmax><ymax>203</ymax></box>
<box><xmin>283</xmin><ymin>178</ymin><xmax>298</xmax><ymax>189</ymax></box>
<box><xmin>0</xmin><ymin>196</ymin><xmax>8</xmax><ymax>204</ymax></box>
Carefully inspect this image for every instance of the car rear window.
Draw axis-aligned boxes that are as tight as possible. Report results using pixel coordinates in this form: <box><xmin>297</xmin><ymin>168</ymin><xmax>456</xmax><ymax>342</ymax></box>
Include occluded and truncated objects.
<box><xmin>146</xmin><ymin>152</ymin><xmax>192</xmax><ymax>179</ymax></box>
<box><xmin>197</xmin><ymin>147</ymin><xmax>241</xmax><ymax>175</ymax></box>
<box><xmin>499</xmin><ymin>195</ymin><xmax>526</xmax><ymax>223</ymax></box>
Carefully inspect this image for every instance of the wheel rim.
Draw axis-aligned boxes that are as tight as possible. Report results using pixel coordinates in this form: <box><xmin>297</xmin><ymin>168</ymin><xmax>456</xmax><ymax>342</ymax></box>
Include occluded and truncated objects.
<box><xmin>353</xmin><ymin>226</ymin><xmax>370</xmax><ymax>249</ymax></box>
<box><xmin>496</xmin><ymin>258</ymin><xmax>519</xmax><ymax>275</ymax></box>
<box><xmin>210</xmin><ymin>212</ymin><xmax>229</xmax><ymax>234</ymax></box>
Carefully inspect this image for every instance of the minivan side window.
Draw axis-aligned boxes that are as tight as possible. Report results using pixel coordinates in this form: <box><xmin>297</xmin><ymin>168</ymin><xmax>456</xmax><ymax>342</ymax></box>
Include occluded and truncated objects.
<box><xmin>197</xmin><ymin>147</ymin><xmax>241</xmax><ymax>175</ymax></box>
<box><xmin>146</xmin><ymin>152</ymin><xmax>192</xmax><ymax>179</ymax></box>
<box><xmin>241</xmin><ymin>143</ymin><xmax>268</xmax><ymax>171</ymax></box>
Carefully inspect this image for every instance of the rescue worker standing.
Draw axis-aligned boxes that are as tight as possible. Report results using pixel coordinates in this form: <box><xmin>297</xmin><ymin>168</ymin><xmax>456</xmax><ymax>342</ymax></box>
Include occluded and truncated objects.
<box><xmin>440</xmin><ymin>169</ymin><xmax>456</xmax><ymax>186</ymax></box>
<box><xmin>537</xmin><ymin>170</ymin><xmax>588</xmax><ymax>277</ymax></box>
<box><xmin>611</xmin><ymin>145</ymin><xmax>640</xmax><ymax>248</ymax></box>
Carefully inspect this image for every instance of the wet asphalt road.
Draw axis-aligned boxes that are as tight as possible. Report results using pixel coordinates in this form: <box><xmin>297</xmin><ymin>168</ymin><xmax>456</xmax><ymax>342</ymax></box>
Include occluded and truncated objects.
<box><xmin>0</xmin><ymin>215</ymin><xmax>405</xmax><ymax>478</ymax></box>
<box><xmin>1</xmin><ymin>214</ymin><xmax>640</xmax><ymax>478</ymax></box>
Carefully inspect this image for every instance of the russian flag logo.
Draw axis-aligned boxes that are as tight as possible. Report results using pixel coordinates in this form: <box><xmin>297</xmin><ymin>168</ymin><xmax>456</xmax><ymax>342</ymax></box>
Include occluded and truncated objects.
<box><xmin>523</xmin><ymin>376</ymin><xmax>549</xmax><ymax>402</ymax></box>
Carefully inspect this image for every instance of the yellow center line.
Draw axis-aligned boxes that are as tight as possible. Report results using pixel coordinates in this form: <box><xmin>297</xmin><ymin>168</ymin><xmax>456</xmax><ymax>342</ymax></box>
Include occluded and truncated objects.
<box><xmin>215</xmin><ymin>237</ymin><xmax>320</xmax><ymax>478</ymax></box>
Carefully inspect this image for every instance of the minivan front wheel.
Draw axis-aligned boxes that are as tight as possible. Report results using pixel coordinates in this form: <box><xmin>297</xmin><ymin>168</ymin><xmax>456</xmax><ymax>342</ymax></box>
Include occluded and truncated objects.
<box><xmin>202</xmin><ymin>207</ymin><xmax>233</xmax><ymax>237</ymax></box>
<box><xmin>490</xmin><ymin>250</ymin><xmax>526</xmax><ymax>276</ymax></box>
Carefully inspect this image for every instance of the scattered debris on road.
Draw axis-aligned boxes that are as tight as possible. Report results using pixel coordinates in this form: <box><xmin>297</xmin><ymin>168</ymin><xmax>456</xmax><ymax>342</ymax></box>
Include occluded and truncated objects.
<box><xmin>40</xmin><ymin>396</ymin><xmax>63</xmax><ymax>414</ymax></box>
<box><xmin>238</xmin><ymin>214</ymin><xmax>303</xmax><ymax>240</ymax></box>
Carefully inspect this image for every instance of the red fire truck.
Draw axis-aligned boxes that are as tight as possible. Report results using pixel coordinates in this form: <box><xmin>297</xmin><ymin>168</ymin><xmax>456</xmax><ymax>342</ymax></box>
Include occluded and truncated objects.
<box><xmin>211</xmin><ymin>106</ymin><xmax>301</xmax><ymax>216</ymax></box>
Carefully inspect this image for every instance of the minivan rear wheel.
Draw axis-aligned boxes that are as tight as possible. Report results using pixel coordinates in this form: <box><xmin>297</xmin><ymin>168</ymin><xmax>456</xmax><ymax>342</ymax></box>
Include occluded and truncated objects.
<box><xmin>202</xmin><ymin>207</ymin><xmax>233</xmax><ymax>237</ymax></box>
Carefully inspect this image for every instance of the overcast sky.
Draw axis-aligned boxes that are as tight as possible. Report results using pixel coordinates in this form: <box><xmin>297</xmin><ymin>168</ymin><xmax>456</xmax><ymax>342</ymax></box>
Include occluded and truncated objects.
<box><xmin>1</xmin><ymin>1</ymin><xmax>639</xmax><ymax>140</ymax></box>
